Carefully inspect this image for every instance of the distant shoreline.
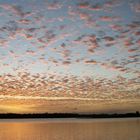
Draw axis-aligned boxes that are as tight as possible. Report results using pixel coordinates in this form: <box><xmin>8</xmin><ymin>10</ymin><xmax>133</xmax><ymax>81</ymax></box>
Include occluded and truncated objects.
<box><xmin>0</xmin><ymin>112</ymin><xmax>140</xmax><ymax>119</ymax></box>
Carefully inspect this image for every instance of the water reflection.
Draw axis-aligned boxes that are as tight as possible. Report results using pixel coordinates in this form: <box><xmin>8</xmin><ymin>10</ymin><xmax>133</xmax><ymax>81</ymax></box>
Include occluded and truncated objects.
<box><xmin>0</xmin><ymin>118</ymin><xmax>140</xmax><ymax>140</ymax></box>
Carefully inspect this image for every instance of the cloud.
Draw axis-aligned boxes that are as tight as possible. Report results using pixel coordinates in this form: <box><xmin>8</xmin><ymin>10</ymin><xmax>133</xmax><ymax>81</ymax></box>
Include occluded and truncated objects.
<box><xmin>128</xmin><ymin>48</ymin><xmax>139</xmax><ymax>53</ymax></box>
<box><xmin>104</xmin><ymin>0</ymin><xmax>122</xmax><ymax>8</ymax></box>
<box><xmin>26</xmin><ymin>50</ymin><xmax>36</xmax><ymax>55</ymax></box>
<box><xmin>78</xmin><ymin>2</ymin><xmax>103</xmax><ymax>11</ymax></box>
<box><xmin>0</xmin><ymin>39</ymin><xmax>9</xmax><ymax>46</ymax></box>
<box><xmin>99</xmin><ymin>16</ymin><xmax>120</xmax><ymax>22</ymax></box>
<box><xmin>0</xmin><ymin>72</ymin><xmax>139</xmax><ymax>104</ymax></box>
<box><xmin>18</xmin><ymin>19</ymin><xmax>31</xmax><ymax>24</ymax></box>
<box><xmin>103</xmin><ymin>36</ymin><xmax>117</xmax><ymax>46</ymax></box>
<box><xmin>134</xmin><ymin>31</ymin><xmax>140</xmax><ymax>36</ymax></box>
<box><xmin>78</xmin><ymin>2</ymin><xmax>89</xmax><ymax>9</ymax></box>
<box><xmin>88</xmin><ymin>47</ymin><xmax>95</xmax><ymax>53</ymax></box>
<box><xmin>131</xmin><ymin>3</ymin><xmax>140</xmax><ymax>13</ymax></box>
<box><xmin>61</xmin><ymin>49</ymin><xmax>72</xmax><ymax>58</ymax></box>
<box><xmin>129</xmin><ymin>54</ymin><xmax>140</xmax><ymax>59</ymax></box>
<box><xmin>88</xmin><ymin>4</ymin><xmax>103</xmax><ymax>11</ymax></box>
<box><xmin>124</xmin><ymin>38</ymin><xmax>134</xmax><ymax>47</ymax></box>
<box><xmin>74</xmin><ymin>34</ymin><xmax>100</xmax><ymax>49</ymax></box>
<box><xmin>79</xmin><ymin>12</ymin><xmax>91</xmax><ymax>20</ymax></box>
<box><xmin>103</xmin><ymin>36</ymin><xmax>115</xmax><ymax>42</ymax></box>
<box><xmin>0</xmin><ymin>4</ymin><xmax>31</xmax><ymax>17</ymax></box>
<box><xmin>109</xmin><ymin>24</ymin><xmax>123</xmax><ymax>31</ymax></box>
<box><xmin>84</xmin><ymin>60</ymin><xmax>97</xmax><ymax>64</ymax></box>
<box><xmin>136</xmin><ymin>39</ymin><xmax>140</xmax><ymax>45</ymax></box>
<box><xmin>100</xmin><ymin>62</ymin><xmax>128</xmax><ymax>73</ymax></box>
<box><xmin>62</xmin><ymin>60</ymin><xmax>71</xmax><ymax>65</ymax></box>
<box><xmin>47</xmin><ymin>2</ymin><xmax>62</xmax><ymax>10</ymax></box>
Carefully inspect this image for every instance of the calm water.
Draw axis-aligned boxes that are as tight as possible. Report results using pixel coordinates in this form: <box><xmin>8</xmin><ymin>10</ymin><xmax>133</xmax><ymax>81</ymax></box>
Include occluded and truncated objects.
<box><xmin>0</xmin><ymin>118</ymin><xmax>140</xmax><ymax>140</ymax></box>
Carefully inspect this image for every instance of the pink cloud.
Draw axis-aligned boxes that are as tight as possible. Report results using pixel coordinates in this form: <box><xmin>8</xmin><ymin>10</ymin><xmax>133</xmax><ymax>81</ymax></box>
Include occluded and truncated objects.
<box><xmin>104</xmin><ymin>0</ymin><xmax>122</xmax><ymax>8</ymax></box>
<box><xmin>78</xmin><ymin>2</ymin><xmax>103</xmax><ymax>11</ymax></box>
<box><xmin>100</xmin><ymin>16</ymin><xmax>120</xmax><ymax>22</ymax></box>
<box><xmin>79</xmin><ymin>12</ymin><xmax>90</xmax><ymax>20</ymax></box>
<box><xmin>26</xmin><ymin>50</ymin><xmax>36</xmax><ymax>55</ymax></box>
<box><xmin>136</xmin><ymin>39</ymin><xmax>140</xmax><ymax>45</ymax></box>
<box><xmin>47</xmin><ymin>2</ymin><xmax>62</xmax><ymax>10</ymax></box>
<box><xmin>25</xmin><ymin>35</ymin><xmax>34</xmax><ymax>40</ymax></box>
<box><xmin>110</xmin><ymin>24</ymin><xmax>123</xmax><ymax>31</ymax></box>
<box><xmin>128</xmin><ymin>48</ymin><xmax>139</xmax><ymax>52</ymax></box>
<box><xmin>100</xmin><ymin>62</ymin><xmax>127</xmax><ymax>73</ymax></box>
<box><xmin>134</xmin><ymin>31</ymin><xmax>140</xmax><ymax>36</ymax></box>
<box><xmin>124</xmin><ymin>38</ymin><xmax>134</xmax><ymax>47</ymax></box>
<box><xmin>131</xmin><ymin>3</ymin><xmax>140</xmax><ymax>13</ymax></box>
<box><xmin>0</xmin><ymin>4</ymin><xmax>31</xmax><ymax>17</ymax></box>
<box><xmin>18</xmin><ymin>19</ymin><xmax>31</xmax><ymax>24</ymax></box>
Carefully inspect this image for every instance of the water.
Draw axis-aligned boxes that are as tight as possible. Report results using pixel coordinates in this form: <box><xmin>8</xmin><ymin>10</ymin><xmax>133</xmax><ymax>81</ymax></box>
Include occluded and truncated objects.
<box><xmin>0</xmin><ymin>118</ymin><xmax>140</xmax><ymax>140</ymax></box>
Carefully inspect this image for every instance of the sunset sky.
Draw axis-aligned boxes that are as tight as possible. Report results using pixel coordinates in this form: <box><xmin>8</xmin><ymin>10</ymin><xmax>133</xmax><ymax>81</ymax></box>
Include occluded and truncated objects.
<box><xmin>0</xmin><ymin>0</ymin><xmax>140</xmax><ymax>114</ymax></box>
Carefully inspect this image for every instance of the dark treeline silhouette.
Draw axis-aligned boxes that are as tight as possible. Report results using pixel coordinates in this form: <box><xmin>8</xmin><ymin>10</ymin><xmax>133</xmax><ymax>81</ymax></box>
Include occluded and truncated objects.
<box><xmin>0</xmin><ymin>111</ymin><xmax>140</xmax><ymax>119</ymax></box>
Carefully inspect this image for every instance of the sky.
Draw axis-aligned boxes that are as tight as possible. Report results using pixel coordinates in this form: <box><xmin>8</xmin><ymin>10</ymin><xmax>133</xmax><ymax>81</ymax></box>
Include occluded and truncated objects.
<box><xmin>0</xmin><ymin>0</ymin><xmax>140</xmax><ymax>114</ymax></box>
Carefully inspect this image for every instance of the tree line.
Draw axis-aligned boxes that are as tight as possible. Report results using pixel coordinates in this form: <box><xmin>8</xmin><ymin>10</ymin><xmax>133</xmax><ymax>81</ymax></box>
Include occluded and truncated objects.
<box><xmin>0</xmin><ymin>111</ymin><xmax>139</xmax><ymax>119</ymax></box>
